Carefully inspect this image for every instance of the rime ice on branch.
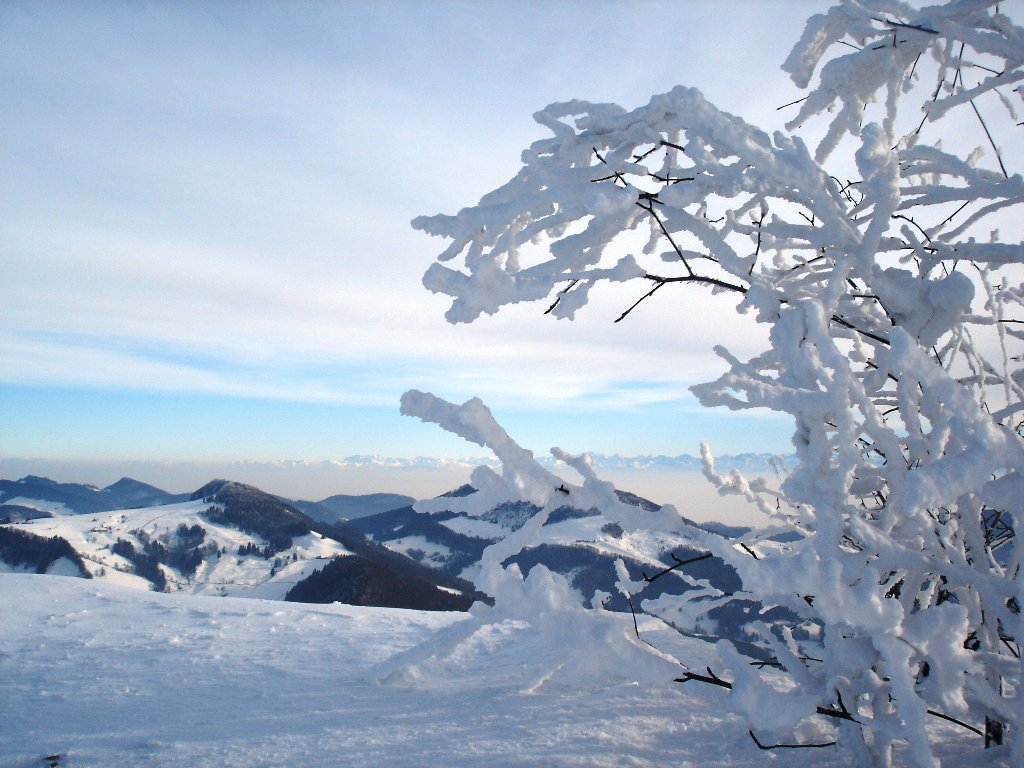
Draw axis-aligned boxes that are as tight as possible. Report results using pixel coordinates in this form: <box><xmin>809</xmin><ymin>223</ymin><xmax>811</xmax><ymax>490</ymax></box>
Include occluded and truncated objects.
<box><xmin>407</xmin><ymin>2</ymin><xmax>1023</xmax><ymax>766</ymax></box>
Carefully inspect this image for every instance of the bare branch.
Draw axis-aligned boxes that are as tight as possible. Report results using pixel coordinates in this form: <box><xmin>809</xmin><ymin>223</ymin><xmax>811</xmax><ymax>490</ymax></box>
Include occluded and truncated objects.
<box><xmin>969</xmin><ymin>99</ymin><xmax>1010</xmax><ymax>179</ymax></box>
<box><xmin>749</xmin><ymin>731</ymin><xmax>837</xmax><ymax>750</ymax></box>
<box><xmin>640</xmin><ymin>551</ymin><xmax>713</xmax><ymax>583</ymax></box>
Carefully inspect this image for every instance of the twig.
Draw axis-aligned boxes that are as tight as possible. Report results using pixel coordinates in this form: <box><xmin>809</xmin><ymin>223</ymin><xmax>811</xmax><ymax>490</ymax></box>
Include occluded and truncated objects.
<box><xmin>632</xmin><ymin>145</ymin><xmax>660</xmax><ymax>162</ymax></box>
<box><xmin>675</xmin><ymin>669</ymin><xmax>732</xmax><ymax>688</ymax></box>
<box><xmin>749</xmin><ymin>207</ymin><xmax>766</xmax><ymax>275</ymax></box>
<box><xmin>878</xmin><ymin>17</ymin><xmax>938</xmax><ymax>34</ymax></box>
<box><xmin>892</xmin><ymin>213</ymin><xmax>932</xmax><ymax>243</ymax></box>
<box><xmin>650</xmin><ymin>173</ymin><xmax>695</xmax><ymax>184</ymax></box>
<box><xmin>787</xmin><ymin>253</ymin><xmax>828</xmax><ymax>272</ymax></box>
<box><xmin>627</xmin><ymin>595</ymin><xmax>641</xmax><ymax>637</ymax></box>
<box><xmin>620</xmin><ymin>268</ymin><xmax>892</xmax><ymax>351</ymax></box>
<box><xmin>624</xmin><ymin>594</ymin><xmax>678</xmax><ymax>655</ymax></box>
<box><xmin>969</xmin><ymin>99</ymin><xmax>1009</xmax><ymax>178</ymax></box>
<box><xmin>591</xmin><ymin>147</ymin><xmax>627</xmax><ymax>185</ymax></box>
<box><xmin>614</xmin><ymin>280</ymin><xmax>665</xmax><ymax>323</ymax></box>
<box><xmin>749</xmin><ymin>730</ymin><xmax>837</xmax><ymax>750</ymax></box>
<box><xmin>613</xmin><ymin>272</ymin><xmax>751</xmax><ymax>324</ymax></box>
<box><xmin>636</xmin><ymin>202</ymin><xmax>695</xmax><ymax>276</ymax></box>
<box><xmin>935</xmin><ymin>200</ymin><xmax>971</xmax><ymax>230</ymax></box>
<box><xmin>831</xmin><ymin>314</ymin><xmax>890</xmax><ymax>346</ymax></box>
<box><xmin>739</xmin><ymin>543</ymin><xmax>760</xmax><ymax>560</ymax></box>
<box><xmin>908</xmin><ymin>51</ymin><xmax>922</xmax><ymax>81</ymax></box>
<box><xmin>642</xmin><ymin>274</ymin><xmax>748</xmax><ymax>294</ymax></box>
<box><xmin>926</xmin><ymin>709</ymin><xmax>983</xmax><ymax>736</ymax></box>
<box><xmin>750</xmin><ymin>659</ymin><xmax>784</xmax><ymax>669</ymax></box>
<box><xmin>676</xmin><ymin>671</ymin><xmax>859</xmax><ymax>722</ymax></box>
<box><xmin>678</xmin><ymin>670</ymin><xmax>986</xmax><ymax>736</ymax></box>
<box><xmin>777</xmin><ymin>96</ymin><xmax>808</xmax><ymax>111</ymax></box>
<box><xmin>544</xmin><ymin>279</ymin><xmax>579</xmax><ymax>315</ymax></box>
<box><xmin>641</xmin><ymin>551</ymin><xmax>714</xmax><ymax>583</ymax></box>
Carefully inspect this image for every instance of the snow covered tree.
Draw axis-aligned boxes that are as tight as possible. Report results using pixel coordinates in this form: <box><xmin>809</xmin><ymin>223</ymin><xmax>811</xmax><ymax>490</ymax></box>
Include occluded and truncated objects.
<box><xmin>404</xmin><ymin>1</ymin><xmax>1022</xmax><ymax>765</ymax></box>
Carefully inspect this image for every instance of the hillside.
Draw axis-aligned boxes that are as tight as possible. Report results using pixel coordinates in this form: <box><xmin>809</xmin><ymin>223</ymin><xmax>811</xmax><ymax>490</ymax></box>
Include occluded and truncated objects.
<box><xmin>0</xmin><ymin>475</ymin><xmax>189</xmax><ymax>518</ymax></box>
<box><xmin>349</xmin><ymin>486</ymin><xmax>800</xmax><ymax>655</ymax></box>
<box><xmin>292</xmin><ymin>492</ymin><xmax>415</xmax><ymax>523</ymax></box>
<box><xmin>0</xmin><ymin>477</ymin><xmax>478</xmax><ymax>610</ymax></box>
<box><xmin>3</xmin><ymin>493</ymin><xmax>346</xmax><ymax>599</ymax></box>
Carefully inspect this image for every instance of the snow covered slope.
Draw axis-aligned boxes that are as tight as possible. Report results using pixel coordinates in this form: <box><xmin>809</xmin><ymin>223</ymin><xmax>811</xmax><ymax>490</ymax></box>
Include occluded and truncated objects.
<box><xmin>351</xmin><ymin>489</ymin><xmax>776</xmax><ymax>650</ymax></box>
<box><xmin>1</xmin><ymin>479</ymin><xmax>481</xmax><ymax>609</ymax></box>
<box><xmin>0</xmin><ymin>574</ymin><xmax>982</xmax><ymax>768</ymax></box>
<box><xmin>5</xmin><ymin>497</ymin><xmax>348</xmax><ymax>600</ymax></box>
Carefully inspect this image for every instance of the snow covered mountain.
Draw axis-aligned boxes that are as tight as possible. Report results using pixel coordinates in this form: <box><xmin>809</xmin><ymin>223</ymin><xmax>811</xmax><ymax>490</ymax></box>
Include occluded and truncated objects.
<box><xmin>1</xmin><ymin>471</ymin><xmax>785</xmax><ymax>649</ymax></box>
<box><xmin>0</xmin><ymin>477</ymin><xmax>478</xmax><ymax>610</ymax></box>
<box><xmin>352</xmin><ymin>485</ymin><xmax>726</xmax><ymax>585</ymax></box>
<box><xmin>0</xmin><ymin>474</ymin><xmax>416</xmax><ymax>524</ymax></box>
<box><xmin>350</xmin><ymin>486</ymin><xmax>789</xmax><ymax>653</ymax></box>
<box><xmin>0</xmin><ymin>475</ymin><xmax>189</xmax><ymax>520</ymax></box>
<box><xmin>0</xmin><ymin>471</ymin><xmax>780</xmax><ymax>646</ymax></box>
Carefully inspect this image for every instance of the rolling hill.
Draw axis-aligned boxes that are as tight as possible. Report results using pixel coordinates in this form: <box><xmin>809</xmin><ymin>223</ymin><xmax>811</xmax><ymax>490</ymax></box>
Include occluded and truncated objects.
<box><xmin>0</xmin><ymin>477</ymin><xmax>478</xmax><ymax>611</ymax></box>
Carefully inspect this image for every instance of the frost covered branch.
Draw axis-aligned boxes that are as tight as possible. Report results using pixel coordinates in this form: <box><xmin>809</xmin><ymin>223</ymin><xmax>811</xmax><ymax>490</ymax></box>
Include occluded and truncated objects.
<box><xmin>407</xmin><ymin>1</ymin><xmax>1024</xmax><ymax>765</ymax></box>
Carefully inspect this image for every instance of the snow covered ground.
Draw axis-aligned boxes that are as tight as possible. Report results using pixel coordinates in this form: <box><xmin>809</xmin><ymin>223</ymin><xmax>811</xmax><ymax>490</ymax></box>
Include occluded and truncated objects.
<box><xmin>2</xmin><ymin>574</ymin><xmax>996</xmax><ymax>768</ymax></box>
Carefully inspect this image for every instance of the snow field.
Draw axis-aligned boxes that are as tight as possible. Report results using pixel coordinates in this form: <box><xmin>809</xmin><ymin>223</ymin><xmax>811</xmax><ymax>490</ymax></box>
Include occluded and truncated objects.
<box><xmin>0</xmin><ymin>573</ymin><xmax>852</xmax><ymax>768</ymax></box>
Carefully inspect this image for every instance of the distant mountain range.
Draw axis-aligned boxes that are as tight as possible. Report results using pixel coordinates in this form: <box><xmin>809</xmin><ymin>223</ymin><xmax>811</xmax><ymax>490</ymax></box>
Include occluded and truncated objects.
<box><xmin>1</xmin><ymin>472</ymin><xmax>796</xmax><ymax>653</ymax></box>
<box><xmin>0</xmin><ymin>475</ymin><xmax>189</xmax><ymax>519</ymax></box>
<box><xmin>580</xmin><ymin>452</ymin><xmax>795</xmax><ymax>473</ymax></box>
<box><xmin>317</xmin><ymin>454</ymin><xmax>790</xmax><ymax>473</ymax></box>
<box><xmin>255</xmin><ymin>452</ymin><xmax>795</xmax><ymax>472</ymax></box>
<box><xmin>0</xmin><ymin>475</ymin><xmax>412</xmax><ymax>523</ymax></box>
<box><xmin>1</xmin><ymin>453</ymin><xmax>791</xmax><ymax>477</ymax></box>
<box><xmin>290</xmin><ymin>493</ymin><xmax>415</xmax><ymax>524</ymax></box>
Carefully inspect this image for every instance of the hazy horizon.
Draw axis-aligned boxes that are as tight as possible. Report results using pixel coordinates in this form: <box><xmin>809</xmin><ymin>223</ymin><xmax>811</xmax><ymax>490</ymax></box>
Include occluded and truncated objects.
<box><xmin>1</xmin><ymin>453</ymin><xmax>774</xmax><ymax>527</ymax></box>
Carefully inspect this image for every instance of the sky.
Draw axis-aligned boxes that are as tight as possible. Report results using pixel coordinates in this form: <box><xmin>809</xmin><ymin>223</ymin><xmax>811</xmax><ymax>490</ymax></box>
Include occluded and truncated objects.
<box><xmin>3</xmin><ymin>1</ymin><xmax>841</xmax><ymax>503</ymax></box>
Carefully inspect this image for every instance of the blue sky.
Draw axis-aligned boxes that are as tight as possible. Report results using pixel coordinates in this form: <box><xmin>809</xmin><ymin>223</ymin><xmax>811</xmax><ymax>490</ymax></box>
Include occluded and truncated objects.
<box><xmin>0</xmin><ymin>1</ymin><xmax>818</xmax><ymax>496</ymax></box>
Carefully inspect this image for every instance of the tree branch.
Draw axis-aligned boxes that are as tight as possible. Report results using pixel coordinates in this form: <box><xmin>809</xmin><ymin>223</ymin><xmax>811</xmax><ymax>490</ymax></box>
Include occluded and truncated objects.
<box><xmin>641</xmin><ymin>551</ymin><xmax>713</xmax><ymax>583</ymax></box>
<box><xmin>749</xmin><ymin>730</ymin><xmax>837</xmax><ymax>750</ymax></box>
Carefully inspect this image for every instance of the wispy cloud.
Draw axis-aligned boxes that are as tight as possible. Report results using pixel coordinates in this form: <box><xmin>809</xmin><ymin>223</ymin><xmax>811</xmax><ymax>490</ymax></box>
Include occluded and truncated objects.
<box><xmin>1</xmin><ymin>1</ymin><xmax>820</xmax><ymax>463</ymax></box>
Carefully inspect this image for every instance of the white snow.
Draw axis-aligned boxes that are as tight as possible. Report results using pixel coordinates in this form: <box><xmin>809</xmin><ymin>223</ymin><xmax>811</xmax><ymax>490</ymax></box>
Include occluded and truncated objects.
<box><xmin>1</xmin><ymin>497</ymin><xmax>73</xmax><ymax>515</ymax></box>
<box><xmin>438</xmin><ymin>514</ymin><xmax>504</xmax><ymax>539</ymax></box>
<box><xmin>0</xmin><ymin>560</ymin><xmax>33</xmax><ymax>574</ymax></box>
<box><xmin>44</xmin><ymin>557</ymin><xmax>83</xmax><ymax>577</ymax></box>
<box><xmin>0</xmin><ymin>574</ymin><xmax>989</xmax><ymax>767</ymax></box>
<box><xmin>383</xmin><ymin>535</ymin><xmax>452</xmax><ymax>564</ymax></box>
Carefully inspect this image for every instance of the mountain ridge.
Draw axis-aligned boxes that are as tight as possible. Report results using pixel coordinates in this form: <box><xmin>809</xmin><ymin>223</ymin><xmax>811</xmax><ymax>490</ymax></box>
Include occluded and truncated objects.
<box><xmin>1</xmin><ymin>475</ymin><xmax>416</xmax><ymax>522</ymax></box>
<box><xmin>1</xmin><ymin>476</ymin><xmax>480</xmax><ymax>612</ymax></box>
<box><xmin>0</xmin><ymin>475</ymin><xmax>188</xmax><ymax>518</ymax></box>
